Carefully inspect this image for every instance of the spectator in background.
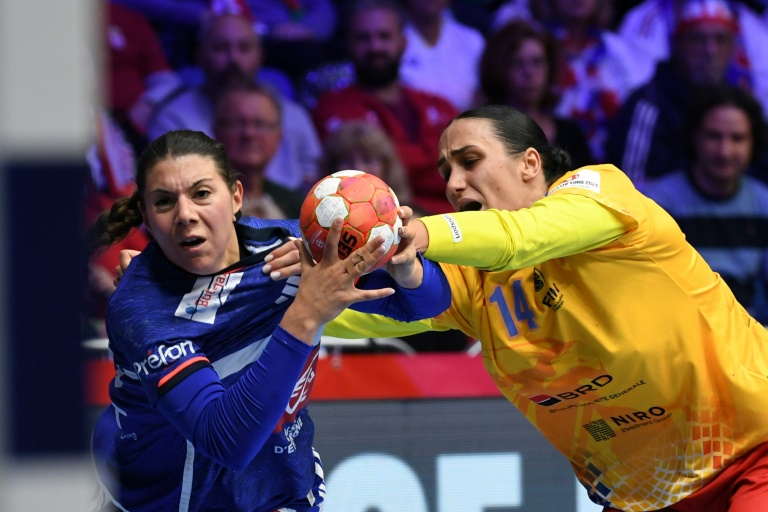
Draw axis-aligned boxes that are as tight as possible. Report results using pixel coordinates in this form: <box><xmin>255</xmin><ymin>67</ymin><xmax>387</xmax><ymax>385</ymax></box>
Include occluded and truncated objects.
<box><xmin>399</xmin><ymin>0</ymin><xmax>485</xmax><ymax>111</ymax></box>
<box><xmin>644</xmin><ymin>85</ymin><xmax>768</xmax><ymax>323</ymax></box>
<box><xmin>105</xmin><ymin>2</ymin><xmax>181</xmax><ymax>153</ymax></box>
<box><xmin>489</xmin><ymin>0</ymin><xmax>536</xmax><ymax>30</ymax></box>
<box><xmin>541</xmin><ymin>0</ymin><xmax>654</xmax><ymax>161</ymax></box>
<box><xmin>111</xmin><ymin>0</ymin><xmax>208</xmax><ymax>68</ymax></box>
<box><xmin>479</xmin><ymin>20</ymin><xmax>594</xmax><ymax>169</ymax></box>
<box><xmin>249</xmin><ymin>0</ymin><xmax>337</xmax><ymax>42</ymax></box>
<box><xmin>112</xmin><ymin>0</ymin><xmax>338</xmax><ymax>69</ymax></box>
<box><xmin>213</xmin><ymin>83</ymin><xmax>304</xmax><ymax>219</ymax></box>
<box><xmin>248</xmin><ymin>0</ymin><xmax>341</xmax><ymax>88</ymax></box>
<box><xmin>312</xmin><ymin>0</ymin><xmax>458</xmax><ymax>216</ymax></box>
<box><xmin>146</xmin><ymin>11</ymin><xmax>321</xmax><ymax>192</ymax></box>
<box><xmin>618</xmin><ymin>0</ymin><xmax>768</xmax><ymax>114</ymax></box>
<box><xmin>605</xmin><ymin>0</ymin><xmax>740</xmax><ymax>186</ymax></box>
<box><xmin>320</xmin><ymin>120</ymin><xmax>414</xmax><ymax>208</ymax></box>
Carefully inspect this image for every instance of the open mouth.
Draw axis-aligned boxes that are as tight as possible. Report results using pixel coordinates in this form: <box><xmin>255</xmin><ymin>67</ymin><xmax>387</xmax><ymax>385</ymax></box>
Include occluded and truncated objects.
<box><xmin>459</xmin><ymin>201</ymin><xmax>483</xmax><ymax>212</ymax></box>
<box><xmin>180</xmin><ymin>237</ymin><xmax>204</xmax><ymax>248</ymax></box>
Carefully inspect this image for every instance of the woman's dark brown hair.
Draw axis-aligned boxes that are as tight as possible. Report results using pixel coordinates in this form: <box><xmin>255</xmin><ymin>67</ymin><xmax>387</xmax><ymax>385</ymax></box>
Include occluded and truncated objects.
<box><xmin>479</xmin><ymin>20</ymin><xmax>561</xmax><ymax>110</ymax></box>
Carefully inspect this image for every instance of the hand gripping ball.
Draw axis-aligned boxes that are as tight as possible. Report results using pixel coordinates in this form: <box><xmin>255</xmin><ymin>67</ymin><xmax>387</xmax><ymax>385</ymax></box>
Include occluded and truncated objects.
<box><xmin>299</xmin><ymin>170</ymin><xmax>402</xmax><ymax>272</ymax></box>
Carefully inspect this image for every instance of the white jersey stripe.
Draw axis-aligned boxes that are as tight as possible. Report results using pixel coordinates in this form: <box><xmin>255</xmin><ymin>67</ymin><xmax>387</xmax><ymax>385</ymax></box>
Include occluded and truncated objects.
<box><xmin>178</xmin><ymin>441</ymin><xmax>195</xmax><ymax>512</ymax></box>
<box><xmin>622</xmin><ymin>100</ymin><xmax>658</xmax><ymax>183</ymax></box>
<box><xmin>211</xmin><ymin>336</ymin><xmax>271</xmax><ymax>379</ymax></box>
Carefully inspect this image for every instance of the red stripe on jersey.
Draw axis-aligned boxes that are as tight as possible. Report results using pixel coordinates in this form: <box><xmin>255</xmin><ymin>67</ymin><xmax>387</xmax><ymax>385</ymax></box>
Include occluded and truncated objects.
<box><xmin>158</xmin><ymin>356</ymin><xmax>210</xmax><ymax>387</ymax></box>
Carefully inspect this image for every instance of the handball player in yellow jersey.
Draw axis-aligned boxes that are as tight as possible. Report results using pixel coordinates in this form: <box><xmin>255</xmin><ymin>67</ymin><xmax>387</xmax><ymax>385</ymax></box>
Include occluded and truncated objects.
<box><xmin>123</xmin><ymin>106</ymin><xmax>768</xmax><ymax>511</ymax></box>
<box><xmin>317</xmin><ymin>105</ymin><xmax>768</xmax><ymax>511</ymax></box>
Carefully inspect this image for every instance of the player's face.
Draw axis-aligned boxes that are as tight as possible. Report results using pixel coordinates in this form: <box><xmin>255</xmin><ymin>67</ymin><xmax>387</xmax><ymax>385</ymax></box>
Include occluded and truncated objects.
<box><xmin>438</xmin><ymin>118</ymin><xmax>545</xmax><ymax>212</ymax></box>
<box><xmin>347</xmin><ymin>8</ymin><xmax>405</xmax><ymax>87</ymax></box>
<box><xmin>141</xmin><ymin>155</ymin><xmax>243</xmax><ymax>275</ymax></box>
<box><xmin>199</xmin><ymin>15</ymin><xmax>262</xmax><ymax>88</ymax></box>
<box><xmin>691</xmin><ymin>105</ymin><xmax>752</xmax><ymax>185</ymax></box>
<box><xmin>214</xmin><ymin>91</ymin><xmax>282</xmax><ymax>173</ymax></box>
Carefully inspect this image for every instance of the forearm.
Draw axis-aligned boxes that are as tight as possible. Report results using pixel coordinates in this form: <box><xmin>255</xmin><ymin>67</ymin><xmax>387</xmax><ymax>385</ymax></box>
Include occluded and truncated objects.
<box><xmin>324</xmin><ymin>310</ymin><xmax>442</xmax><ymax>339</ymax></box>
<box><xmin>419</xmin><ymin>194</ymin><xmax>628</xmax><ymax>271</ymax></box>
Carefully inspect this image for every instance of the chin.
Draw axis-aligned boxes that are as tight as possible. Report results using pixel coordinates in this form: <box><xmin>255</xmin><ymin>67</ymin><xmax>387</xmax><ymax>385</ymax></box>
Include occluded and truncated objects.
<box><xmin>171</xmin><ymin>254</ymin><xmax>214</xmax><ymax>276</ymax></box>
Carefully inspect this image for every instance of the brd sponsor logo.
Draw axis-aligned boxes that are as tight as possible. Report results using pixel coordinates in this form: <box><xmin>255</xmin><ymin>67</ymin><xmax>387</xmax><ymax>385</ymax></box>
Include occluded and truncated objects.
<box><xmin>133</xmin><ymin>340</ymin><xmax>196</xmax><ymax>376</ymax></box>
<box><xmin>530</xmin><ymin>374</ymin><xmax>613</xmax><ymax>406</ymax></box>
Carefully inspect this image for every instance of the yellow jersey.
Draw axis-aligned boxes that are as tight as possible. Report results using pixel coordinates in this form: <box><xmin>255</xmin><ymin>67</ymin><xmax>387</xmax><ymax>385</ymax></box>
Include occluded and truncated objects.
<box><xmin>326</xmin><ymin>164</ymin><xmax>768</xmax><ymax>511</ymax></box>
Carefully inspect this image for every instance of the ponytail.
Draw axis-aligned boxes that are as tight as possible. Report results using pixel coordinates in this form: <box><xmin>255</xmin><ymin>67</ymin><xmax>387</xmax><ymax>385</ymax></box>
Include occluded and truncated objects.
<box><xmin>87</xmin><ymin>190</ymin><xmax>143</xmax><ymax>253</ymax></box>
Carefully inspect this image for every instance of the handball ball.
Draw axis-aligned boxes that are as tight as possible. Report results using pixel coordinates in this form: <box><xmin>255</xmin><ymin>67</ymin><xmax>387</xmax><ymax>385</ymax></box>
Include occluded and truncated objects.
<box><xmin>300</xmin><ymin>170</ymin><xmax>402</xmax><ymax>272</ymax></box>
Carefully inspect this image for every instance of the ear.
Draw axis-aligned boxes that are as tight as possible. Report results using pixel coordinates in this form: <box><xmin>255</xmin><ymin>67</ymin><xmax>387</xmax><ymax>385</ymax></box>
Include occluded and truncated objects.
<box><xmin>232</xmin><ymin>180</ymin><xmax>244</xmax><ymax>219</ymax></box>
<box><xmin>520</xmin><ymin>147</ymin><xmax>543</xmax><ymax>183</ymax></box>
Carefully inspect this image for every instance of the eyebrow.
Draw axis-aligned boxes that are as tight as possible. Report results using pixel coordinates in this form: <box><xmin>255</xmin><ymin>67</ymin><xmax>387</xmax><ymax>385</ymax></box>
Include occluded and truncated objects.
<box><xmin>437</xmin><ymin>145</ymin><xmax>476</xmax><ymax>169</ymax></box>
<box><xmin>150</xmin><ymin>178</ymin><xmax>212</xmax><ymax>195</ymax></box>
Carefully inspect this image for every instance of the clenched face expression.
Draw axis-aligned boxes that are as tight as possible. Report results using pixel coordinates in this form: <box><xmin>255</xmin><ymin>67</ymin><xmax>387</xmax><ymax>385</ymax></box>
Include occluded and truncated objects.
<box><xmin>141</xmin><ymin>155</ymin><xmax>243</xmax><ymax>275</ymax></box>
<box><xmin>438</xmin><ymin>118</ymin><xmax>545</xmax><ymax>212</ymax></box>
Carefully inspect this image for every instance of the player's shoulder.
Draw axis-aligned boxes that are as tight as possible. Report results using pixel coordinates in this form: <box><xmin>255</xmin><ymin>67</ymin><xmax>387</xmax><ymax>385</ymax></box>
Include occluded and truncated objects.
<box><xmin>107</xmin><ymin>244</ymin><xmax>183</xmax><ymax>315</ymax></box>
<box><xmin>550</xmin><ymin>164</ymin><xmax>632</xmax><ymax>195</ymax></box>
<box><xmin>238</xmin><ymin>216</ymin><xmax>301</xmax><ymax>239</ymax></box>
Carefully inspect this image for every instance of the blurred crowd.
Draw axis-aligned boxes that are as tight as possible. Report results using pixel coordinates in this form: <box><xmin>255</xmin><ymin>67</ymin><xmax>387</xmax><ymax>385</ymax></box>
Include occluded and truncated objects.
<box><xmin>84</xmin><ymin>0</ymin><xmax>768</xmax><ymax>349</ymax></box>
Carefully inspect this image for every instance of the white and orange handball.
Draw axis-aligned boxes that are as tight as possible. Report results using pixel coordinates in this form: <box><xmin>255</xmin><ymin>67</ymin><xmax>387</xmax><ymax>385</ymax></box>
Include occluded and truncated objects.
<box><xmin>299</xmin><ymin>170</ymin><xmax>402</xmax><ymax>272</ymax></box>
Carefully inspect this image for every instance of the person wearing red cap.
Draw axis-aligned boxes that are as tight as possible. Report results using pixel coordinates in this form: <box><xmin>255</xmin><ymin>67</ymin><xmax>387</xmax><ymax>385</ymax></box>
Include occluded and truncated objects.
<box><xmin>605</xmin><ymin>0</ymin><xmax>759</xmax><ymax>187</ymax></box>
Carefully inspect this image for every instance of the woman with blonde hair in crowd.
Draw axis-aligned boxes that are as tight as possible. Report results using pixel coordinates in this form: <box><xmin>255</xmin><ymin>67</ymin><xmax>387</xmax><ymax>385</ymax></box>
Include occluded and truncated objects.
<box><xmin>320</xmin><ymin>121</ymin><xmax>414</xmax><ymax>209</ymax></box>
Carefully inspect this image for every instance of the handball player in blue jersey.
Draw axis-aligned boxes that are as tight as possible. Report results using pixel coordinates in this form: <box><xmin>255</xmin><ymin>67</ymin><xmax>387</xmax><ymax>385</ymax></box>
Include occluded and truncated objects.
<box><xmin>87</xmin><ymin>129</ymin><xmax>450</xmax><ymax>512</ymax></box>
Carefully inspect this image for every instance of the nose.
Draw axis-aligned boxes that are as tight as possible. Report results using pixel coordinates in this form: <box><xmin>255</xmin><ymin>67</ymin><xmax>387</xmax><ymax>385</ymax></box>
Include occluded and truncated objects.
<box><xmin>445</xmin><ymin>168</ymin><xmax>466</xmax><ymax>202</ymax></box>
<box><xmin>176</xmin><ymin>196</ymin><xmax>198</xmax><ymax>225</ymax></box>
